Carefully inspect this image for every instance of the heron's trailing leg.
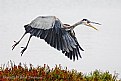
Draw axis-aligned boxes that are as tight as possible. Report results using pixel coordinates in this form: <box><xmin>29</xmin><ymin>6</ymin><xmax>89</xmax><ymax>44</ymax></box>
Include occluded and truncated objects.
<box><xmin>12</xmin><ymin>32</ymin><xmax>27</xmax><ymax>50</ymax></box>
<box><xmin>21</xmin><ymin>35</ymin><xmax>32</xmax><ymax>56</ymax></box>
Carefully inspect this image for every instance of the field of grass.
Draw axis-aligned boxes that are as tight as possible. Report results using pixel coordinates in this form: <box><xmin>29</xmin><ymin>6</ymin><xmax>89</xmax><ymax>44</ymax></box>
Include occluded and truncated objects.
<box><xmin>0</xmin><ymin>61</ymin><xmax>120</xmax><ymax>81</ymax></box>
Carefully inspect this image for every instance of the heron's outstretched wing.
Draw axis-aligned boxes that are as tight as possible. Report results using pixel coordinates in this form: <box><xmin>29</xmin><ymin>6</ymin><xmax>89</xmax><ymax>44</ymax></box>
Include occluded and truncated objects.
<box><xmin>24</xmin><ymin>16</ymin><xmax>83</xmax><ymax>61</ymax></box>
<box><xmin>29</xmin><ymin>16</ymin><xmax>57</xmax><ymax>30</ymax></box>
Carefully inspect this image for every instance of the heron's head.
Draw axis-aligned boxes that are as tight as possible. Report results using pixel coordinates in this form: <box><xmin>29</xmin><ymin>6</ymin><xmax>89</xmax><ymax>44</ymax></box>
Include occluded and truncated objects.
<box><xmin>81</xmin><ymin>19</ymin><xmax>101</xmax><ymax>30</ymax></box>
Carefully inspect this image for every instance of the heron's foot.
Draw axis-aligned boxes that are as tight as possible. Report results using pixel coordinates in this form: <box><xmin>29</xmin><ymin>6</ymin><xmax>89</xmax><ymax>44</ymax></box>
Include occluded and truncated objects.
<box><xmin>12</xmin><ymin>41</ymin><xmax>19</xmax><ymax>50</ymax></box>
<box><xmin>20</xmin><ymin>47</ymin><xmax>27</xmax><ymax>56</ymax></box>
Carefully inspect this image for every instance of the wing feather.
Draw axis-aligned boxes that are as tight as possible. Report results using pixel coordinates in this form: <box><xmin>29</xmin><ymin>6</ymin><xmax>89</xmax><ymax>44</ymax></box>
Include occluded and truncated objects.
<box><xmin>65</xmin><ymin>35</ymin><xmax>73</xmax><ymax>51</ymax></box>
<box><xmin>53</xmin><ymin>33</ymin><xmax>57</xmax><ymax>49</ymax></box>
<box><xmin>62</xmin><ymin>35</ymin><xmax>70</xmax><ymax>53</ymax></box>
<box><xmin>56</xmin><ymin>33</ymin><xmax>61</xmax><ymax>50</ymax></box>
<box><xmin>45</xmin><ymin>30</ymin><xmax>52</xmax><ymax>44</ymax></box>
<box><xmin>38</xmin><ymin>30</ymin><xmax>43</xmax><ymax>38</ymax></box>
<box><xmin>47</xmin><ymin>29</ymin><xmax>53</xmax><ymax>44</ymax></box>
<box><xmin>31</xmin><ymin>29</ymin><xmax>38</xmax><ymax>36</ymax></box>
<box><xmin>73</xmin><ymin>49</ymin><xmax>76</xmax><ymax>61</ymax></box>
<box><xmin>36</xmin><ymin>29</ymin><xmax>42</xmax><ymax>37</ymax></box>
<box><xmin>50</xmin><ymin>31</ymin><xmax>55</xmax><ymax>47</ymax></box>
<box><xmin>43</xmin><ymin>30</ymin><xmax>49</xmax><ymax>39</ymax></box>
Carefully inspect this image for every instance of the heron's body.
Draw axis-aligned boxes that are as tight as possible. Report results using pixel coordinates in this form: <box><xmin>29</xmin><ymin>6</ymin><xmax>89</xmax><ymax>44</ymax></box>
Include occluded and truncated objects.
<box><xmin>24</xmin><ymin>16</ymin><xmax>83</xmax><ymax>60</ymax></box>
<box><xmin>12</xmin><ymin>16</ymin><xmax>100</xmax><ymax>61</ymax></box>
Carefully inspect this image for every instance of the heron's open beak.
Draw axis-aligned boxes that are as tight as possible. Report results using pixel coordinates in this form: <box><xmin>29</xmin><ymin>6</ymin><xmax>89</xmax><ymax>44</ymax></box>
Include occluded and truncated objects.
<box><xmin>85</xmin><ymin>23</ymin><xmax>98</xmax><ymax>30</ymax></box>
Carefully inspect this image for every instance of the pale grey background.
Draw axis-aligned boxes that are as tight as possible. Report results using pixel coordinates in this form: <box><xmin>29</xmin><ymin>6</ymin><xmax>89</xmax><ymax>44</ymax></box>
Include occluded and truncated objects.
<box><xmin>0</xmin><ymin>0</ymin><xmax>121</xmax><ymax>78</ymax></box>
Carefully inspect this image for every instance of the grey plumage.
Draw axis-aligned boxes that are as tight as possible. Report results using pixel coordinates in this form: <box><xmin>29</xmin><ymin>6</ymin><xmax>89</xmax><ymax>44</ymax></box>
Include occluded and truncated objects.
<box><xmin>13</xmin><ymin>16</ymin><xmax>102</xmax><ymax>61</ymax></box>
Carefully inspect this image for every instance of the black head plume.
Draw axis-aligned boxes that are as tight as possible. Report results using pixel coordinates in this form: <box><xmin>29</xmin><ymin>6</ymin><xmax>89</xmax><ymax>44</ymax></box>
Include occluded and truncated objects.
<box><xmin>82</xmin><ymin>19</ymin><xmax>91</xmax><ymax>23</ymax></box>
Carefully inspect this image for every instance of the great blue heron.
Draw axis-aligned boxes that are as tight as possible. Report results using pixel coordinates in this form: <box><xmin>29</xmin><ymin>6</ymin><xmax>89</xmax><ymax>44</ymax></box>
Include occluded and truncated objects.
<box><xmin>12</xmin><ymin>16</ymin><xmax>100</xmax><ymax>61</ymax></box>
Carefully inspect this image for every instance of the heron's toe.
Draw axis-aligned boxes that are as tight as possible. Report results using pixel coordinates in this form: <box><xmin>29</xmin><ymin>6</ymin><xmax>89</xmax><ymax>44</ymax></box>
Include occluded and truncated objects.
<box><xmin>12</xmin><ymin>41</ymin><xmax>19</xmax><ymax>50</ymax></box>
<box><xmin>21</xmin><ymin>47</ymin><xmax>27</xmax><ymax>56</ymax></box>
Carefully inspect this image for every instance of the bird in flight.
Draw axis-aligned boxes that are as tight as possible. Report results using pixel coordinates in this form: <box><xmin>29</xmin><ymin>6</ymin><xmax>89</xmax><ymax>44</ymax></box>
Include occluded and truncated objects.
<box><xmin>12</xmin><ymin>16</ymin><xmax>101</xmax><ymax>61</ymax></box>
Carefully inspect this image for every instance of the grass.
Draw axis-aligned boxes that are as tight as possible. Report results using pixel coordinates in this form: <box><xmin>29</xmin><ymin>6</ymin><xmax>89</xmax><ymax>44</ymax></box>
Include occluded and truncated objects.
<box><xmin>0</xmin><ymin>60</ymin><xmax>120</xmax><ymax>81</ymax></box>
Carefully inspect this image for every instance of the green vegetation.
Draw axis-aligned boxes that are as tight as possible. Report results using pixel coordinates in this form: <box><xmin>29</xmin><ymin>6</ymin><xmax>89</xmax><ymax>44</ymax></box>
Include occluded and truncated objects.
<box><xmin>0</xmin><ymin>61</ymin><xmax>120</xmax><ymax>81</ymax></box>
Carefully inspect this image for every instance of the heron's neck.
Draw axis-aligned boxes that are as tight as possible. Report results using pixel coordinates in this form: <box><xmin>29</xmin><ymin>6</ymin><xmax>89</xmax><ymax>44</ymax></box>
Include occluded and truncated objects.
<box><xmin>63</xmin><ymin>21</ymin><xmax>82</xmax><ymax>29</ymax></box>
<box><xmin>71</xmin><ymin>21</ymin><xmax>82</xmax><ymax>27</ymax></box>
